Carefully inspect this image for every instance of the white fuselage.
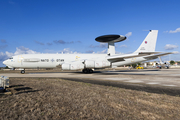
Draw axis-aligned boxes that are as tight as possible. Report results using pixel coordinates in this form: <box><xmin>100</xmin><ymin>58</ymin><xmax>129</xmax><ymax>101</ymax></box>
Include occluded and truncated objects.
<box><xmin>3</xmin><ymin>53</ymin><xmax>151</xmax><ymax>69</ymax></box>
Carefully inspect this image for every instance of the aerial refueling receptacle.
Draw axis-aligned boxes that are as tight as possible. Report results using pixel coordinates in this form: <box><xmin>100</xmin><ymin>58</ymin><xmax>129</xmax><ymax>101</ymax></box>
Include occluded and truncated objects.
<box><xmin>95</xmin><ymin>35</ymin><xmax>127</xmax><ymax>56</ymax></box>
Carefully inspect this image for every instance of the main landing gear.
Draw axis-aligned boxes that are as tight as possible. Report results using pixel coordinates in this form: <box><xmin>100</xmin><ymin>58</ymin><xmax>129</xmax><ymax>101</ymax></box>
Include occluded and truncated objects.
<box><xmin>82</xmin><ymin>68</ymin><xmax>93</xmax><ymax>73</ymax></box>
<box><xmin>21</xmin><ymin>69</ymin><xmax>25</xmax><ymax>74</ymax></box>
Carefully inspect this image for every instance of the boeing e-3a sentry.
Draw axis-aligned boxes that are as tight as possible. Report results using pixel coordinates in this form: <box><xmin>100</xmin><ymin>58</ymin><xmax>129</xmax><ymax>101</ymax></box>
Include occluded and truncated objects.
<box><xmin>3</xmin><ymin>30</ymin><xmax>174</xmax><ymax>74</ymax></box>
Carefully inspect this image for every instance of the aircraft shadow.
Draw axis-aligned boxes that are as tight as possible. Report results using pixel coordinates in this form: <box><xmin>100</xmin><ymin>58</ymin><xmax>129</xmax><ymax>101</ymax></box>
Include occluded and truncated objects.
<box><xmin>8</xmin><ymin>85</ymin><xmax>40</xmax><ymax>95</ymax></box>
<box><xmin>15</xmin><ymin>90</ymin><xmax>40</xmax><ymax>95</ymax></box>
<box><xmin>63</xmin><ymin>78</ymin><xmax>180</xmax><ymax>97</ymax></box>
<box><xmin>14</xmin><ymin>87</ymin><xmax>32</xmax><ymax>91</ymax></box>
<box><xmin>9</xmin><ymin>85</ymin><xmax>24</xmax><ymax>88</ymax></box>
<box><xmin>28</xmin><ymin>69</ymin><xmax>160</xmax><ymax>75</ymax></box>
<box><xmin>69</xmin><ymin>69</ymin><xmax>160</xmax><ymax>76</ymax></box>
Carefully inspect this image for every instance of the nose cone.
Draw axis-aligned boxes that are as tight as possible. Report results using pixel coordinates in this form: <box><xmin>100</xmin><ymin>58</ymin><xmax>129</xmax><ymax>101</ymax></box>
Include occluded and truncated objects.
<box><xmin>3</xmin><ymin>60</ymin><xmax>7</xmax><ymax>65</ymax></box>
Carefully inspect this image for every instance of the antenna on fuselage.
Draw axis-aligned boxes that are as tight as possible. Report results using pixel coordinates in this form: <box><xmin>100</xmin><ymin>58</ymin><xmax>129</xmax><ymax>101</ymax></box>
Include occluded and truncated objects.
<box><xmin>95</xmin><ymin>35</ymin><xmax>126</xmax><ymax>56</ymax></box>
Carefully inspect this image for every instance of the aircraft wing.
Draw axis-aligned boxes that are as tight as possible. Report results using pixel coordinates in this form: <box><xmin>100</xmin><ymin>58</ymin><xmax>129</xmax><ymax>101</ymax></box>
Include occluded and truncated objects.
<box><xmin>107</xmin><ymin>52</ymin><xmax>174</xmax><ymax>62</ymax></box>
<box><xmin>143</xmin><ymin>52</ymin><xmax>174</xmax><ymax>60</ymax></box>
<box><xmin>107</xmin><ymin>53</ymin><xmax>143</xmax><ymax>62</ymax></box>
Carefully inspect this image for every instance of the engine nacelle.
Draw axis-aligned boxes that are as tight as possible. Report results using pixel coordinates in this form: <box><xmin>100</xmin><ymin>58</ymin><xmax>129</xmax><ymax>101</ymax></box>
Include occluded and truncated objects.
<box><xmin>62</xmin><ymin>60</ymin><xmax>111</xmax><ymax>70</ymax></box>
<box><xmin>95</xmin><ymin>61</ymin><xmax>111</xmax><ymax>68</ymax></box>
<box><xmin>62</xmin><ymin>61</ymin><xmax>84</xmax><ymax>70</ymax></box>
<box><xmin>85</xmin><ymin>60</ymin><xmax>111</xmax><ymax>68</ymax></box>
<box><xmin>84</xmin><ymin>60</ymin><xmax>95</xmax><ymax>68</ymax></box>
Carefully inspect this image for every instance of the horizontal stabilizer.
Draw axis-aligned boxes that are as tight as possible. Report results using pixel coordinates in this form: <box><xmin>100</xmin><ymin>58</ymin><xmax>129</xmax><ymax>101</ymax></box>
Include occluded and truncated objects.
<box><xmin>138</xmin><ymin>52</ymin><xmax>161</xmax><ymax>55</ymax></box>
<box><xmin>107</xmin><ymin>52</ymin><xmax>174</xmax><ymax>63</ymax></box>
<box><xmin>143</xmin><ymin>52</ymin><xmax>174</xmax><ymax>59</ymax></box>
<box><xmin>107</xmin><ymin>53</ymin><xmax>138</xmax><ymax>62</ymax></box>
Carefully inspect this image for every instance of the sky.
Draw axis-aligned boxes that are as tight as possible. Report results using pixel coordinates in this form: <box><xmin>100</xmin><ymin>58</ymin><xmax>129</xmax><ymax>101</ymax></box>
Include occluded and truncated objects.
<box><xmin>0</xmin><ymin>0</ymin><xmax>180</xmax><ymax>67</ymax></box>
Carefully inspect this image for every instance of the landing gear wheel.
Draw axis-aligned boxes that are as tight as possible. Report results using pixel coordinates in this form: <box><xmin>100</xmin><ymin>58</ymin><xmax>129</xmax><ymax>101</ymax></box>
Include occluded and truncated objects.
<box><xmin>89</xmin><ymin>69</ymin><xmax>93</xmax><ymax>73</ymax></box>
<box><xmin>82</xmin><ymin>69</ymin><xmax>93</xmax><ymax>74</ymax></box>
<box><xmin>21</xmin><ymin>70</ymin><xmax>25</xmax><ymax>74</ymax></box>
<box><xmin>84</xmin><ymin>69</ymin><xmax>88</xmax><ymax>73</ymax></box>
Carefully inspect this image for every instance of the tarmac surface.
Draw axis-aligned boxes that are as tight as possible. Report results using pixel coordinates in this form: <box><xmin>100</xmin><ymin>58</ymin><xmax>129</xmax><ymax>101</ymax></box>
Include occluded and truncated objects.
<box><xmin>1</xmin><ymin>69</ymin><xmax>180</xmax><ymax>89</ymax></box>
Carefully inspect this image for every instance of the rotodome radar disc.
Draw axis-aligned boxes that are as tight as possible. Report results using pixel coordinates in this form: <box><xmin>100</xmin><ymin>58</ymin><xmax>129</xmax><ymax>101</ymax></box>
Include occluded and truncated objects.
<box><xmin>95</xmin><ymin>35</ymin><xmax>126</xmax><ymax>43</ymax></box>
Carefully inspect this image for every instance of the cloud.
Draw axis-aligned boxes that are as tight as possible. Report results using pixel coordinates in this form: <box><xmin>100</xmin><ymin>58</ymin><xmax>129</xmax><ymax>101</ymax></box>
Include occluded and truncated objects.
<box><xmin>86</xmin><ymin>50</ymin><xmax>94</xmax><ymax>53</ymax></box>
<box><xmin>0</xmin><ymin>52</ymin><xmax>13</xmax><ymax>61</ymax></box>
<box><xmin>61</xmin><ymin>48</ymin><xmax>71</xmax><ymax>53</ymax></box>
<box><xmin>54</xmin><ymin>40</ymin><xmax>66</xmax><ymax>44</ymax></box>
<box><xmin>59</xmin><ymin>48</ymin><xmax>79</xmax><ymax>54</ymax></box>
<box><xmin>0</xmin><ymin>45</ymin><xmax>8</xmax><ymax>49</ymax></box>
<box><xmin>120</xmin><ymin>44</ymin><xmax>127</xmax><ymax>48</ymax></box>
<box><xmin>14</xmin><ymin>46</ymin><xmax>40</xmax><ymax>55</ymax></box>
<box><xmin>97</xmin><ymin>49</ymin><xmax>107</xmax><ymax>54</ymax></box>
<box><xmin>115</xmin><ymin>51</ymin><xmax>124</xmax><ymax>54</ymax></box>
<box><xmin>34</xmin><ymin>40</ymin><xmax>44</xmax><ymax>45</ymax></box>
<box><xmin>1</xmin><ymin>39</ymin><xmax>6</xmax><ymax>43</ymax></box>
<box><xmin>0</xmin><ymin>46</ymin><xmax>41</xmax><ymax>66</ymax></box>
<box><xmin>125</xmin><ymin>32</ymin><xmax>132</xmax><ymax>38</ymax></box>
<box><xmin>53</xmin><ymin>40</ymin><xmax>81</xmax><ymax>44</ymax></box>
<box><xmin>165</xmin><ymin>28</ymin><xmax>180</xmax><ymax>33</ymax></box>
<box><xmin>164</xmin><ymin>44</ymin><xmax>178</xmax><ymax>50</ymax></box>
<box><xmin>59</xmin><ymin>48</ymin><xmax>82</xmax><ymax>54</ymax></box>
<box><xmin>47</xmin><ymin>43</ymin><xmax>53</xmax><ymax>46</ymax></box>
<box><xmin>100</xmin><ymin>43</ymin><xmax>107</xmax><ymax>48</ymax></box>
<box><xmin>89</xmin><ymin>43</ymin><xmax>107</xmax><ymax>48</ymax></box>
<box><xmin>0</xmin><ymin>46</ymin><xmax>33</xmax><ymax>59</ymax></box>
<box><xmin>172</xmin><ymin>51</ymin><xmax>179</xmax><ymax>54</ymax></box>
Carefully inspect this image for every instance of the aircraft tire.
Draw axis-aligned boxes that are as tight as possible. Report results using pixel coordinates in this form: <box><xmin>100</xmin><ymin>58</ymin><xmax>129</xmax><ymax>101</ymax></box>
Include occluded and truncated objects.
<box><xmin>21</xmin><ymin>70</ymin><xmax>25</xmax><ymax>74</ymax></box>
<box><xmin>89</xmin><ymin>69</ymin><xmax>93</xmax><ymax>73</ymax></box>
<box><xmin>82</xmin><ymin>69</ymin><xmax>93</xmax><ymax>73</ymax></box>
<box><xmin>83</xmin><ymin>69</ymin><xmax>88</xmax><ymax>73</ymax></box>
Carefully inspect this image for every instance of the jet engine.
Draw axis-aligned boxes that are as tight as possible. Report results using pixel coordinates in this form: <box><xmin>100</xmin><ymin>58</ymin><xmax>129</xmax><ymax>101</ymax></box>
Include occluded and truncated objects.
<box><xmin>85</xmin><ymin>60</ymin><xmax>111</xmax><ymax>68</ymax></box>
<box><xmin>62</xmin><ymin>61</ymin><xmax>84</xmax><ymax>70</ymax></box>
<box><xmin>62</xmin><ymin>60</ymin><xmax>111</xmax><ymax>70</ymax></box>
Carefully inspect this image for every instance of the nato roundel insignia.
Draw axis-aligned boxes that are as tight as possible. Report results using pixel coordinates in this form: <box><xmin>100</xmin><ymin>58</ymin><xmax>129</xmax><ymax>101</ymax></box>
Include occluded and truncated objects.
<box><xmin>51</xmin><ymin>59</ymin><xmax>55</xmax><ymax>62</ymax></box>
<box><xmin>145</xmin><ymin>41</ymin><xmax>147</xmax><ymax>44</ymax></box>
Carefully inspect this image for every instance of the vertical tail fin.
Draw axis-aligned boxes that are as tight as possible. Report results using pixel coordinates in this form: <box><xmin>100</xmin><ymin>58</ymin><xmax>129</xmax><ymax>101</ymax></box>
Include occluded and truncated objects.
<box><xmin>135</xmin><ymin>30</ymin><xmax>158</xmax><ymax>53</ymax></box>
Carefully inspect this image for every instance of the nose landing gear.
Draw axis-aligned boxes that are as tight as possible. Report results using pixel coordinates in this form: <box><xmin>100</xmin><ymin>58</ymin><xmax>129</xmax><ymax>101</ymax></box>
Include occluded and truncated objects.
<box><xmin>21</xmin><ymin>69</ymin><xmax>25</xmax><ymax>74</ymax></box>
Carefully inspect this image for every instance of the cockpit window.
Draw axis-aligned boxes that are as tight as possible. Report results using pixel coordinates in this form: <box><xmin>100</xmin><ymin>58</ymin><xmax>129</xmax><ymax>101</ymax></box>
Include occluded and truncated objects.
<box><xmin>9</xmin><ymin>57</ymin><xmax>13</xmax><ymax>59</ymax></box>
